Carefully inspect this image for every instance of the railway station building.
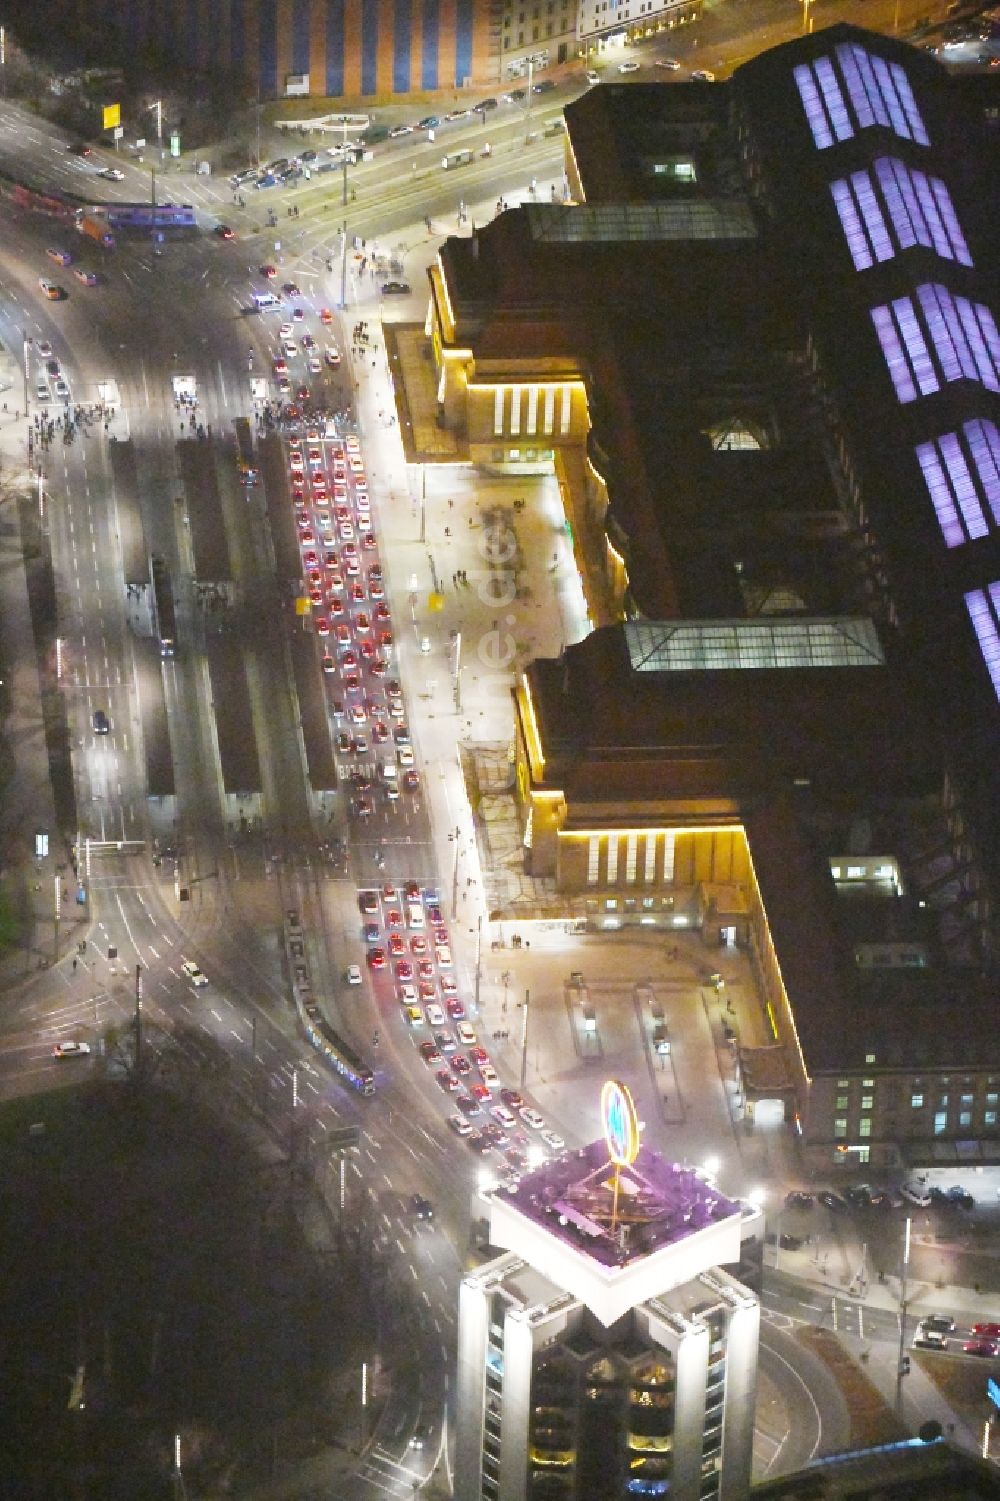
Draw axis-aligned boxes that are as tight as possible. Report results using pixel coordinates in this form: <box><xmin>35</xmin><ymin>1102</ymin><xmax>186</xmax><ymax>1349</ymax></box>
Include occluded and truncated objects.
<box><xmin>426</xmin><ymin>28</ymin><xmax>1000</xmax><ymax>1171</ymax></box>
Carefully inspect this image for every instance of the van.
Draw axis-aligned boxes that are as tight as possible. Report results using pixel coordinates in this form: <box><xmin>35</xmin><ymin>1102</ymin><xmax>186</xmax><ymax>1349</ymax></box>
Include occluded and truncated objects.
<box><xmin>47</xmin><ymin>247</ymin><xmax>73</xmax><ymax>266</ymax></box>
<box><xmin>252</xmin><ymin>290</ymin><xmax>282</xmax><ymax>311</ymax></box>
<box><xmin>441</xmin><ymin>150</ymin><xmax>474</xmax><ymax>170</ymax></box>
<box><xmin>406</xmin><ymin>900</ymin><xmax>425</xmax><ymax>930</ymax></box>
<box><xmin>38</xmin><ymin>279</ymin><xmax>65</xmax><ymax>300</ymax></box>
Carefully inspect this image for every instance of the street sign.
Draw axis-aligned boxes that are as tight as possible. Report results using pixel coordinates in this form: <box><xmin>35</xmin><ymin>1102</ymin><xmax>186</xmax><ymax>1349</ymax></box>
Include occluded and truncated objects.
<box><xmin>113</xmin><ymin>125</ymin><xmax>124</xmax><ymax>141</ymax></box>
<box><xmin>169</xmin><ymin>131</ymin><xmax>180</xmax><ymax>158</ymax></box>
<box><xmin>102</xmin><ymin>102</ymin><xmax>121</xmax><ymax>130</ymax></box>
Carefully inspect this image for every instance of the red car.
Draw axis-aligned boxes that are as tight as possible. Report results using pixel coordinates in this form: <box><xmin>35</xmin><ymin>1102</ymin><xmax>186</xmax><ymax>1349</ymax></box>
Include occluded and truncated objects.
<box><xmin>447</xmin><ymin>997</ymin><xmax>466</xmax><ymax>1020</ymax></box>
<box><xmin>436</xmin><ymin>1068</ymin><xmax>461</xmax><ymax>1094</ymax></box>
<box><xmin>388</xmin><ymin>933</ymin><xmax>405</xmax><ymax>957</ymax></box>
<box><xmin>259</xmin><ymin>263</ymin><xmax>277</xmax><ymax>279</ymax></box>
<box><xmin>964</xmin><ymin>1339</ymin><xmax>999</xmax><ymax>1357</ymax></box>
<box><xmin>972</xmin><ymin>1324</ymin><xmax>1000</xmax><ymax>1339</ymax></box>
<box><xmin>367</xmin><ymin>947</ymin><xmax>386</xmax><ymax>969</ymax></box>
<box><xmin>419</xmin><ymin>1041</ymin><xmax>442</xmax><ymax>1065</ymax></box>
<box><xmin>395</xmin><ymin>959</ymin><xmax>414</xmax><ymax>981</ymax></box>
<box><xmin>315</xmin><ymin>616</ymin><xmax>330</xmax><ymax>636</ymax></box>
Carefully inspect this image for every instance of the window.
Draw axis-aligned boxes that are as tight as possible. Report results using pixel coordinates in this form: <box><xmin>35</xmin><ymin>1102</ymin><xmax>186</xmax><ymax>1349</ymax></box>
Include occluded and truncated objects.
<box><xmin>836</xmin><ymin>1095</ymin><xmax>849</xmax><ymax>1111</ymax></box>
<box><xmin>834</xmin><ymin>1118</ymin><xmax>847</xmax><ymax>1138</ymax></box>
<box><xmin>911</xmin><ymin>1092</ymin><xmax>924</xmax><ymax>1109</ymax></box>
<box><xmin>960</xmin><ymin>1111</ymin><xmax>972</xmax><ymax>1127</ymax></box>
<box><xmin>859</xmin><ymin>1118</ymin><xmax>871</xmax><ymax>1137</ymax></box>
<box><xmin>838</xmin><ymin>1078</ymin><xmax>850</xmax><ymax>1088</ymax></box>
<box><xmin>861</xmin><ymin>1095</ymin><xmax>873</xmax><ymax>1111</ymax></box>
<box><xmin>866</xmin><ymin>1053</ymin><xmax>876</xmax><ymax>1064</ymax></box>
<box><xmin>987</xmin><ymin>1092</ymin><xmax>998</xmax><ymax>1106</ymax></box>
<box><xmin>986</xmin><ymin>1111</ymin><xmax>997</xmax><ymax>1126</ymax></box>
<box><xmin>934</xmin><ymin>1111</ymin><xmax>948</xmax><ymax>1134</ymax></box>
<box><xmin>862</xmin><ymin>1078</ymin><xmax>875</xmax><ymax>1088</ymax></box>
<box><xmin>961</xmin><ymin>1093</ymin><xmax>974</xmax><ymax>1107</ymax></box>
<box><xmin>587</xmin><ymin>836</ymin><xmax>600</xmax><ymax>886</ymax></box>
<box><xmin>965</xmin><ymin>582</ymin><xmax>1000</xmax><ymax>701</ymax></box>
<box><xmin>939</xmin><ymin>1094</ymin><xmax>949</xmax><ymax>1109</ymax></box>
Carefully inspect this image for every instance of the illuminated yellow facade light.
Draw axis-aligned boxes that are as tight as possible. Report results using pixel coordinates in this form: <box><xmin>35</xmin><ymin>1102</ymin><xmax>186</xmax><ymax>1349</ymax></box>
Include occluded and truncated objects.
<box><xmin>520</xmin><ymin>676</ymin><xmax>546</xmax><ymax>777</ymax></box>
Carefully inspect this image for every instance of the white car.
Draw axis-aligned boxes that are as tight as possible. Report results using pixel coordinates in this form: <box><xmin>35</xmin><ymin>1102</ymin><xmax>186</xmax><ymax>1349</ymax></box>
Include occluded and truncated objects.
<box><xmin>520</xmin><ymin>1106</ymin><xmax>545</xmax><ymax>1129</ymax></box>
<box><xmin>435</xmin><ymin>944</ymin><xmax>453</xmax><ymax>968</ymax></box>
<box><xmin>456</xmin><ymin>1021</ymin><xmax>477</xmax><ymax>1046</ymax></box>
<box><xmin>53</xmin><ymin>1040</ymin><xmax>91</xmax><ymax>1059</ymax></box>
<box><xmin>541</xmin><ymin>1129</ymin><xmax>566</xmax><ymax>1152</ymax></box>
<box><xmin>448</xmin><ymin>1113</ymin><xmax>473</xmax><ymax>1137</ymax></box>
<box><xmin>492</xmin><ymin>1104</ymin><xmax>516</xmax><ymax>1128</ymax></box>
<box><xmin>655</xmin><ymin>56</ymin><xmax>681</xmax><ymax>70</ymax></box>
<box><xmin>618</xmin><ymin>59</ymin><xmax>640</xmax><ymax>73</ymax></box>
<box><xmin>585</xmin><ymin>69</ymin><xmax>600</xmax><ymax>84</ymax></box>
<box><xmin>398</xmin><ymin>982</ymin><xmax>418</xmax><ymax>1005</ymax></box>
<box><xmin>282</xmin><ymin>340</ymin><xmax>298</xmax><ymax>358</ymax></box>
<box><xmin>181</xmin><ymin>959</ymin><xmax>208</xmax><ymax>987</ymax></box>
<box><xmin>308</xmin><ymin>356</ymin><xmax>322</xmax><ymax>375</ymax></box>
<box><xmin>691</xmin><ymin>69</ymin><xmax>716</xmax><ymax>82</ymax></box>
<box><xmin>480</xmin><ymin>1062</ymin><xmax>499</xmax><ymax>1087</ymax></box>
<box><xmin>98</xmin><ymin>167</ymin><xmax>125</xmax><ymax>181</ymax></box>
<box><xmin>426</xmin><ymin>1002</ymin><xmax>446</xmax><ymax>1027</ymax></box>
<box><xmin>346</xmin><ymin>964</ymin><xmax>363</xmax><ymax>985</ymax></box>
<box><xmin>279</xmin><ymin>321</ymin><xmax>294</xmax><ymax>338</ymax></box>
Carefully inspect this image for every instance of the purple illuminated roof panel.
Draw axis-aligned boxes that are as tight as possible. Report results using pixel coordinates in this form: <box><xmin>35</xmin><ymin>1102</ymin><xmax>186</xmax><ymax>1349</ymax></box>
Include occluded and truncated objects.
<box><xmin>916</xmin><ymin>441</ymin><xmax>967</xmax><ymax>548</ymax></box>
<box><xmin>499</xmin><ymin>1139</ymin><xmax>739</xmax><ymax>1271</ymax></box>
<box><xmin>872</xmin><ymin>303</ymin><xmax>919</xmax><ymax>403</ymax></box>
<box><xmin>794</xmin><ymin>63</ymin><xmax>835</xmax><ymax>149</ymax></box>
<box><xmin>967</xmin><ymin>419</ymin><xmax>1000</xmax><ymax>525</ymax></box>
<box><xmin>965</xmin><ymin>586</ymin><xmax>1000</xmax><ymax>701</ymax></box>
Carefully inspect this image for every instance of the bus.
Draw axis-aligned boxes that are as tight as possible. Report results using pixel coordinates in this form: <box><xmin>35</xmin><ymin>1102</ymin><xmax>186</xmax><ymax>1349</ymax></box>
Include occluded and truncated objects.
<box><xmin>235</xmin><ymin>417</ymin><xmax>259</xmax><ymax>485</ymax></box>
<box><xmin>105</xmin><ymin>203</ymin><xmax>197</xmax><ymax>229</ymax></box>
<box><xmin>302</xmin><ymin>1005</ymin><xmax>376</xmax><ymax>1095</ymax></box>
<box><xmin>150</xmin><ymin>554</ymin><xmax>177</xmax><ymax>657</ymax></box>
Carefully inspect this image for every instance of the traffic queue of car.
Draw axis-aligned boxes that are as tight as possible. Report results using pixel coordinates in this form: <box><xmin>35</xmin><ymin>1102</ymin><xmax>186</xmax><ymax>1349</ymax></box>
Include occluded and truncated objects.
<box><xmin>359</xmin><ymin>883</ymin><xmax>566</xmax><ymax>1181</ymax></box>
<box><xmin>913</xmin><ymin>1313</ymin><xmax>1000</xmax><ymax>1360</ymax></box>
<box><xmin>286</xmin><ymin>423</ymin><xmax>421</xmax><ymax>811</ymax></box>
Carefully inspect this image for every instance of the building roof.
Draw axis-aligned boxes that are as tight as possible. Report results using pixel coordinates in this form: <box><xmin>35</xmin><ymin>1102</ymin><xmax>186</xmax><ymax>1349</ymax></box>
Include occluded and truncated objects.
<box><xmin>487</xmin><ymin>1138</ymin><xmax>744</xmax><ymax>1326</ymax></box>
<box><xmin>528</xmin><ymin>626</ymin><xmax>936</xmax><ymax>804</ymax></box>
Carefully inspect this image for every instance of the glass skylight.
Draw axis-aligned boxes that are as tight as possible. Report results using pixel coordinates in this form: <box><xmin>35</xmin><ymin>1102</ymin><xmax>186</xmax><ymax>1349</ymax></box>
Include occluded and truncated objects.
<box><xmin>916</xmin><ymin>432</ymin><xmax>989</xmax><ymax>547</ymax></box>
<box><xmin>964</xmin><ymin>584</ymin><xmax>1000</xmax><ymax>701</ymax></box>
<box><xmin>625</xmin><ymin>618</ymin><xmax>884</xmax><ymax>673</ymax></box>
<box><xmin>871</xmin><ymin>287</ymin><xmax>1000</xmax><ymax>402</ymax></box>
<box><xmin>794</xmin><ymin>44</ymin><xmax>930</xmax><ymax>150</ymax></box>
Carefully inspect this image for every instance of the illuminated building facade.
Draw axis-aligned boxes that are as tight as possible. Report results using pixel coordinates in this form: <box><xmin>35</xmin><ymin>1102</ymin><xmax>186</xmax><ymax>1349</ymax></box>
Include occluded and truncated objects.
<box><xmin>427</xmin><ymin>31</ymin><xmax>1000</xmax><ymax>1170</ymax></box>
<box><xmin>91</xmin><ymin>0</ymin><xmax>501</xmax><ymax>98</ymax></box>
<box><xmin>456</xmin><ymin>1084</ymin><xmax>760</xmax><ymax>1501</ymax></box>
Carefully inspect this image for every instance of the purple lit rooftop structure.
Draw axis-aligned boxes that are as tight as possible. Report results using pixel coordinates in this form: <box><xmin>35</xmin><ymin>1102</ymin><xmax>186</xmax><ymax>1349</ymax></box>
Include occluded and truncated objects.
<box><xmin>487</xmin><ymin>1135</ymin><xmax>744</xmax><ymax>1327</ymax></box>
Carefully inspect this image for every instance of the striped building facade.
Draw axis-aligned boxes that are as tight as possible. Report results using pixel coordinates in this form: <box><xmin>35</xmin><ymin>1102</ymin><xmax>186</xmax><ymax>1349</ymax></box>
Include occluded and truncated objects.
<box><xmin>107</xmin><ymin>0</ymin><xmax>500</xmax><ymax>98</ymax></box>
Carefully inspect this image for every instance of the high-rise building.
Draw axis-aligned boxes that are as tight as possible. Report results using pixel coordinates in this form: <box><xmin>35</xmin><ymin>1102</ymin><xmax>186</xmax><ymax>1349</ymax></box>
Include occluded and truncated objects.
<box><xmin>456</xmin><ymin>1081</ymin><xmax>759</xmax><ymax>1501</ymax></box>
